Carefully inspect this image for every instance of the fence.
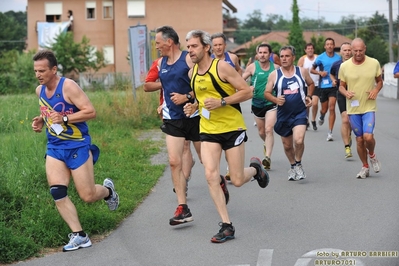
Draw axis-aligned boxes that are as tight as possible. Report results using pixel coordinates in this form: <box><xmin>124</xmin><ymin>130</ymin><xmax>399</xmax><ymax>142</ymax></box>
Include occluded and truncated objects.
<box><xmin>79</xmin><ymin>72</ymin><xmax>133</xmax><ymax>90</ymax></box>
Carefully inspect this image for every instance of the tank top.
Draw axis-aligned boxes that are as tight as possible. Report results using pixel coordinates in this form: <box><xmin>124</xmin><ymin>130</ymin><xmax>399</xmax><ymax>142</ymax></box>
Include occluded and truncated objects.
<box><xmin>301</xmin><ymin>55</ymin><xmax>319</xmax><ymax>86</ymax></box>
<box><xmin>191</xmin><ymin>59</ymin><xmax>246</xmax><ymax>134</ymax></box>
<box><xmin>39</xmin><ymin>77</ymin><xmax>91</xmax><ymax>149</ymax></box>
<box><xmin>159</xmin><ymin>51</ymin><xmax>195</xmax><ymax>119</ymax></box>
<box><xmin>251</xmin><ymin>61</ymin><xmax>275</xmax><ymax>107</ymax></box>
<box><xmin>211</xmin><ymin>52</ymin><xmax>235</xmax><ymax>68</ymax></box>
<box><xmin>273</xmin><ymin>66</ymin><xmax>307</xmax><ymax>118</ymax></box>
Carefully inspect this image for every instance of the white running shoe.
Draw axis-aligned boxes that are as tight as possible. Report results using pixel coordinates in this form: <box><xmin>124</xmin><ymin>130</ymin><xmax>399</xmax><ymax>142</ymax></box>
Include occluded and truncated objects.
<box><xmin>63</xmin><ymin>233</ymin><xmax>92</xmax><ymax>252</ymax></box>
<box><xmin>294</xmin><ymin>165</ymin><xmax>306</xmax><ymax>180</ymax></box>
<box><xmin>369</xmin><ymin>156</ymin><xmax>381</xmax><ymax>173</ymax></box>
<box><xmin>326</xmin><ymin>133</ymin><xmax>333</xmax><ymax>141</ymax></box>
<box><xmin>356</xmin><ymin>167</ymin><xmax>370</xmax><ymax>179</ymax></box>
<box><xmin>288</xmin><ymin>168</ymin><xmax>297</xmax><ymax>181</ymax></box>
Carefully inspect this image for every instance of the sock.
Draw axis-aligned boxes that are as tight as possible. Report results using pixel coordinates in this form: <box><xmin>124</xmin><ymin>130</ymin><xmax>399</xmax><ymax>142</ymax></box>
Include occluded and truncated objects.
<box><xmin>291</xmin><ymin>163</ymin><xmax>296</xmax><ymax>169</ymax></box>
<box><xmin>363</xmin><ymin>164</ymin><xmax>369</xmax><ymax>168</ymax></box>
<box><xmin>73</xmin><ymin>231</ymin><xmax>86</xmax><ymax>237</ymax></box>
<box><xmin>295</xmin><ymin>160</ymin><xmax>301</xmax><ymax>166</ymax></box>
<box><xmin>222</xmin><ymin>222</ymin><xmax>233</xmax><ymax>228</ymax></box>
<box><xmin>345</xmin><ymin>145</ymin><xmax>350</xmax><ymax>148</ymax></box>
<box><xmin>179</xmin><ymin>204</ymin><xmax>188</xmax><ymax>209</ymax></box>
<box><xmin>369</xmin><ymin>153</ymin><xmax>375</xmax><ymax>158</ymax></box>
<box><xmin>104</xmin><ymin>187</ymin><xmax>112</xmax><ymax>200</ymax></box>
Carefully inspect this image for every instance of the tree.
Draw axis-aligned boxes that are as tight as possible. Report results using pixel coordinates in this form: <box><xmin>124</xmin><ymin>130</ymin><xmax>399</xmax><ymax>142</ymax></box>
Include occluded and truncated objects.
<box><xmin>0</xmin><ymin>11</ymin><xmax>27</xmax><ymax>53</ymax></box>
<box><xmin>49</xmin><ymin>32</ymin><xmax>106</xmax><ymax>78</ymax></box>
<box><xmin>287</xmin><ymin>0</ymin><xmax>305</xmax><ymax>57</ymax></box>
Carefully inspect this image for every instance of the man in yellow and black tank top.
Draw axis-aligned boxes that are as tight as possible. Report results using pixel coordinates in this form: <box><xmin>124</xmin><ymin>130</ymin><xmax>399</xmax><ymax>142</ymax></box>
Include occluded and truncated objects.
<box><xmin>184</xmin><ymin>30</ymin><xmax>270</xmax><ymax>244</ymax></box>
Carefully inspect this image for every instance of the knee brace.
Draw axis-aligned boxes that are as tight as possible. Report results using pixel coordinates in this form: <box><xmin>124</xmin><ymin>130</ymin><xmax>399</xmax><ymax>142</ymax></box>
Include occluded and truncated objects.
<box><xmin>50</xmin><ymin>185</ymin><xmax>68</xmax><ymax>201</ymax></box>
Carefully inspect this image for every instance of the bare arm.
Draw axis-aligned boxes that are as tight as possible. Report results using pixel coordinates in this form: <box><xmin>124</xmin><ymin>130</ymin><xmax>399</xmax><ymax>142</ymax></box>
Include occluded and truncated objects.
<box><xmin>297</xmin><ymin>56</ymin><xmax>304</xmax><ymax>67</ymax></box>
<box><xmin>230</xmin><ymin>53</ymin><xmax>242</xmax><ymax>75</ymax></box>
<box><xmin>264</xmin><ymin>70</ymin><xmax>284</xmax><ymax>105</ymax></box>
<box><xmin>301</xmin><ymin>67</ymin><xmax>314</xmax><ymax>106</ymax></box>
<box><xmin>368</xmin><ymin>75</ymin><xmax>383</xmax><ymax>100</ymax></box>
<box><xmin>203</xmin><ymin>61</ymin><xmax>251</xmax><ymax>110</ymax></box>
<box><xmin>242</xmin><ymin>63</ymin><xmax>254</xmax><ymax>81</ymax></box>
<box><xmin>56</xmin><ymin>79</ymin><xmax>96</xmax><ymax>124</ymax></box>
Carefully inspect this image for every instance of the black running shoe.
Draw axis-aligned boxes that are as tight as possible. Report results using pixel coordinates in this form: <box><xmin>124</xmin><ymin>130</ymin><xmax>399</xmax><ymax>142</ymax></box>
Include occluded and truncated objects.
<box><xmin>220</xmin><ymin>175</ymin><xmax>229</xmax><ymax>205</ymax></box>
<box><xmin>250</xmin><ymin>157</ymin><xmax>270</xmax><ymax>188</ymax></box>
<box><xmin>311</xmin><ymin>121</ymin><xmax>317</xmax><ymax>131</ymax></box>
<box><xmin>169</xmin><ymin>205</ymin><xmax>193</xmax><ymax>226</ymax></box>
<box><xmin>211</xmin><ymin>222</ymin><xmax>235</xmax><ymax>243</ymax></box>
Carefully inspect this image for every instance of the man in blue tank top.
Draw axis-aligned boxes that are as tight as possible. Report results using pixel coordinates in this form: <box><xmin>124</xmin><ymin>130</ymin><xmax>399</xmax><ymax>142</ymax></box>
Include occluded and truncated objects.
<box><xmin>210</xmin><ymin>32</ymin><xmax>242</xmax><ymax>75</ymax></box>
<box><xmin>155</xmin><ymin>26</ymin><xmax>202</xmax><ymax>227</ymax></box>
<box><xmin>264</xmin><ymin>46</ymin><xmax>315</xmax><ymax>181</ymax></box>
<box><xmin>31</xmin><ymin>50</ymin><xmax>119</xmax><ymax>252</ymax></box>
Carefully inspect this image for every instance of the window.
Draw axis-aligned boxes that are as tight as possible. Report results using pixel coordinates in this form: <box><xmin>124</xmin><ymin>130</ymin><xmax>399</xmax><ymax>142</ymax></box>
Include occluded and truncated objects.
<box><xmin>45</xmin><ymin>2</ymin><xmax>62</xmax><ymax>22</ymax></box>
<box><xmin>103</xmin><ymin>1</ymin><xmax>113</xmax><ymax>19</ymax></box>
<box><xmin>103</xmin><ymin>46</ymin><xmax>114</xmax><ymax>64</ymax></box>
<box><xmin>86</xmin><ymin>2</ymin><xmax>96</xmax><ymax>19</ymax></box>
<box><xmin>127</xmin><ymin>0</ymin><xmax>145</xmax><ymax>17</ymax></box>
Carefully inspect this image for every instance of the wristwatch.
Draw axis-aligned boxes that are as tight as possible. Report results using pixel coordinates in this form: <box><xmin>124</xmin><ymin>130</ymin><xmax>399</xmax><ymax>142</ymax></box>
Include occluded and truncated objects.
<box><xmin>62</xmin><ymin>115</ymin><xmax>68</xmax><ymax>125</ymax></box>
<box><xmin>221</xmin><ymin>98</ymin><xmax>227</xmax><ymax>107</ymax></box>
<box><xmin>186</xmin><ymin>94</ymin><xmax>192</xmax><ymax>100</ymax></box>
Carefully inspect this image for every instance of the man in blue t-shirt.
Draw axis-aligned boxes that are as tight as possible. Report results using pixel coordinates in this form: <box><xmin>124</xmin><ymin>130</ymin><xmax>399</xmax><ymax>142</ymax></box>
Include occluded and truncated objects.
<box><xmin>311</xmin><ymin>38</ymin><xmax>341</xmax><ymax>141</ymax></box>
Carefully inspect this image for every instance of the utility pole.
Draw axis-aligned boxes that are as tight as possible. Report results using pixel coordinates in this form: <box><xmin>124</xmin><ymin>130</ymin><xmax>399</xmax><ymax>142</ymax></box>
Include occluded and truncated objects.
<box><xmin>389</xmin><ymin>0</ymin><xmax>393</xmax><ymax>62</ymax></box>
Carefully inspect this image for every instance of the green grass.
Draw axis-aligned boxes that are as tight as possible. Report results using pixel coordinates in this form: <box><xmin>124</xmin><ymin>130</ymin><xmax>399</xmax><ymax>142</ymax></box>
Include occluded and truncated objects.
<box><xmin>0</xmin><ymin>88</ymin><xmax>166</xmax><ymax>264</ymax></box>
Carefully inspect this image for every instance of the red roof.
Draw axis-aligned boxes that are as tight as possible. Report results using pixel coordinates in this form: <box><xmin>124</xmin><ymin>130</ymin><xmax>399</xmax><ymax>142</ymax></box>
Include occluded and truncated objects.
<box><xmin>231</xmin><ymin>30</ymin><xmax>352</xmax><ymax>55</ymax></box>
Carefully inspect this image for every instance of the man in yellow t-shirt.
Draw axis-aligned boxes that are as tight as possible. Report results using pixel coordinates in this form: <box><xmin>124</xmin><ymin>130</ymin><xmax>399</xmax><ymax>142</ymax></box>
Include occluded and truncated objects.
<box><xmin>338</xmin><ymin>38</ymin><xmax>383</xmax><ymax>179</ymax></box>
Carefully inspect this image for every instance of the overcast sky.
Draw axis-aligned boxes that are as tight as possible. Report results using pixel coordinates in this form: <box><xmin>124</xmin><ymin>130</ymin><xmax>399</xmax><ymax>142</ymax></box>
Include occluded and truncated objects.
<box><xmin>0</xmin><ymin>0</ymin><xmax>396</xmax><ymax>24</ymax></box>
<box><xmin>229</xmin><ymin>0</ymin><xmax>395</xmax><ymax>23</ymax></box>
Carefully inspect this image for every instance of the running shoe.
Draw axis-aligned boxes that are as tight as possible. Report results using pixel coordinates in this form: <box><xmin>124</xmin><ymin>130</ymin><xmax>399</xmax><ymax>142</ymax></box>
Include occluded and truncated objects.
<box><xmin>103</xmin><ymin>178</ymin><xmax>119</xmax><ymax>211</ymax></box>
<box><xmin>169</xmin><ymin>205</ymin><xmax>193</xmax><ymax>226</ymax></box>
<box><xmin>326</xmin><ymin>132</ymin><xmax>333</xmax><ymax>141</ymax></box>
<box><xmin>311</xmin><ymin>121</ymin><xmax>317</xmax><ymax>131</ymax></box>
<box><xmin>318</xmin><ymin>115</ymin><xmax>325</xmax><ymax>126</ymax></box>
<box><xmin>210</xmin><ymin>222</ymin><xmax>235</xmax><ymax>243</ymax></box>
<box><xmin>345</xmin><ymin>147</ymin><xmax>352</xmax><ymax>159</ymax></box>
<box><xmin>250</xmin><ymin>157</ymin><xmax>270</xmax><ymax>188</ymax></box>
<box><xmin>288</xmin><ymin>168</ymin><xmax>297</xmax><ymax>181</ymax></box>
<box><xmin>220</xmin><ymin>175</ymin><xmax>229</xmax><ymax>205</ymax></box>
<box><xmin>63</xmin><ymin>233</ymin><xmax>92</xmax><ymax>252</ymax></box>
<box><xmin>262</xmin><ymin>156</ymin><xmax>271</xmax><ymax>170</ymax></box>
<box><xmin>294</xmin><ymin>165</ymin><xmax>306</xmax><ymax>180</ymax></box>
<box><xmin>356</xmin><ymin>167</ymin><xmax>370</xmax><ymax>179</ymax></box>
<box><xmin>369</xmin><ymin>156</ymin><xmax>381</xmax><ymax>173</ymax></box>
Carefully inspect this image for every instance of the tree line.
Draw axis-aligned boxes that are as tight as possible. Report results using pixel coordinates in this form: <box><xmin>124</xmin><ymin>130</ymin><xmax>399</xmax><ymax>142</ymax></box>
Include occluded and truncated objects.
<box><xmin>0</xmin><ymin>5</ymin><xmax>394</xmax><ymax>94</ymax></box>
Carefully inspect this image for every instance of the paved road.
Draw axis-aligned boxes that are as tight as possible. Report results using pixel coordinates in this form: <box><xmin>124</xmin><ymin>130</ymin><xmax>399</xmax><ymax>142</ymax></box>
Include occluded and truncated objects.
<box><xmin>17</xmin><ymin>96</ymin><xmax>399</xmax><ymax>266</ymax></box>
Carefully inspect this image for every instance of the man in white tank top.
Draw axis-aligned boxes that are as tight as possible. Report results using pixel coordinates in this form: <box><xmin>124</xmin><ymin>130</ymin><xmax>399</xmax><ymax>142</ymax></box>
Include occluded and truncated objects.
<box><xmin>298</xmin><ymin>43</ymin><xmax>319</xmax><ymax>130</ymax></box>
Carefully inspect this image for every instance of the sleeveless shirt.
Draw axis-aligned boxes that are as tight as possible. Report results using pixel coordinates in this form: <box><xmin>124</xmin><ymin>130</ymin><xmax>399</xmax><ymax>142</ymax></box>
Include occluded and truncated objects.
<box><xmin>159</xmin><ymin>51</ymin><xmax>195</xmax><ymax>119</ymax></box>
<box><xmin>251</xmin><ymin>61</ymin><xmax>275</xmax><ymax>107</ymax></box>
<box><xmin>39</xmin><ymin>77</ymin><xmax>91</xmax><ymax>149</ymax></box>
<box><xmin>273</xmin><ymin>66</ymin><xmax>308</xmax><ymax>119</ymax></box>
<box><xmin>191</xmin><ymin>59</ymin><xmax>246</xmax><ymax>134</ymax></box>
<box><xmin>211</xmin><ymin>52</ymin><xmax>235</xmax><ymax>68</ymax></box>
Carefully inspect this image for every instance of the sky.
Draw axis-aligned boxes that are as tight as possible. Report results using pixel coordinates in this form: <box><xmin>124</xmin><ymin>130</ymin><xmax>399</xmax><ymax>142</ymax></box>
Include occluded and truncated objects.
<box><xmin>228</xmin><ymin>0</ymin><xmax>396</xmax><ymax>23</ymax></box>
<box><xmin>0</xmin><ymin>0</ymin><xmax>396</xmax><ymax>24</ymax></box>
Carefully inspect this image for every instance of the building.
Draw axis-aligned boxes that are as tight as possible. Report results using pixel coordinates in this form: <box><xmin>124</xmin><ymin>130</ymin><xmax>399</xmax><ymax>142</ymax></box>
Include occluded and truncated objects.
<box><xmin>27</xmin><ymin>0</ymin><xmax>237</xmax><ymax>74</ymax></box>
<box><xmin>230</xmin><ymin>30</ymin><xmax>353</xmax><ymax>62</ymax></box>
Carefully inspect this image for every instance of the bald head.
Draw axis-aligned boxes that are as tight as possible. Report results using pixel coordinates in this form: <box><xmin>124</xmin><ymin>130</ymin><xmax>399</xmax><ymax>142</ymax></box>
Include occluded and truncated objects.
<box><xmin>351</xmin><ymin>38</ymin><xmax>366</xmax><ymax>64</ymax></box>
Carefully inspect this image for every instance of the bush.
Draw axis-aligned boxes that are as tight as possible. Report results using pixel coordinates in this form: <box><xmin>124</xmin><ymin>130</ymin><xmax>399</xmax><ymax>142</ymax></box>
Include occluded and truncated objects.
<box><xmin>0</xmin><ymin>87</ymin><xmax>165</xmax><ymax>263</ymax></box>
